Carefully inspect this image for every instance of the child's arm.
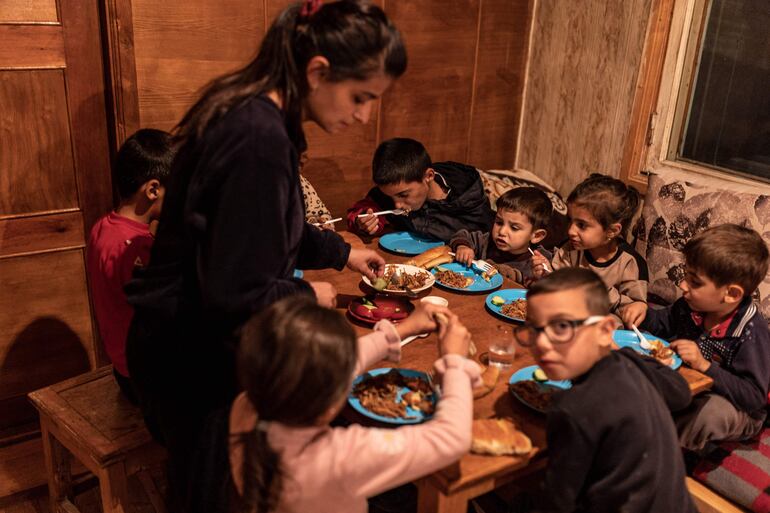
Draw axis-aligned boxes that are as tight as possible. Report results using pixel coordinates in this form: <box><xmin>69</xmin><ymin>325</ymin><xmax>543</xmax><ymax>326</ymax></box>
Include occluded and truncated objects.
<box><xmin>639</xmin><ymin>301</ymin><xmax>678</xmax><ymax>340</ymax></box>
<box><xmin>332</xmin><ymin>354</ymin><xmax>480</xmax><ymax>498</ymax></box>
<box><xmin>346</xmin><ymin>190</ymin><xmax>388</xmax><ymax>236</ymax></box>
<box><xmin>448</xmin><ymin>230</ymin><xmax>486</xmax><ymax>266</ymax></box>
<box><xmin>538</xmin><ymin>409</ymin><xmax>595</xmax><ymax>513</ymax></box>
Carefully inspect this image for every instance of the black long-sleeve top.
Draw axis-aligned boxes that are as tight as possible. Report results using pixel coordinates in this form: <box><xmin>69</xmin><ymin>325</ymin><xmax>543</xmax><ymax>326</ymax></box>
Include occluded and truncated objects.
<box><xmin>536</xmin><ymin>348</ymin><xmax>696</xmax><ymax>513</ymax></box>
<box><xmin>125</xmin><ymin>96</ymin><xmax>350</xmax><ymax>403</ymax></box>
<box><xmin>641</xmin><ymin>296</ymin><xmax>770</xmax><ymax>419</ymax></box>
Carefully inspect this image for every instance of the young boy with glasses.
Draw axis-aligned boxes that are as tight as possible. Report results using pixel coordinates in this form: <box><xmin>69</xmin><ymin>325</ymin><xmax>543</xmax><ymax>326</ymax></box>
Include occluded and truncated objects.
<box><xmin>515</xmin><ymin>268</ymin><xmax>695</xmax><ymax>512</ymax></box>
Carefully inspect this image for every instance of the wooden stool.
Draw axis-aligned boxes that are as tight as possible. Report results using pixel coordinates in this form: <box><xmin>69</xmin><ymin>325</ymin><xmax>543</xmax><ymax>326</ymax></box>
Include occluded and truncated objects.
<box><xmin>28</xmin><ymin>366</ymin><xmax>167</xmax><ymax>513</ymax></box>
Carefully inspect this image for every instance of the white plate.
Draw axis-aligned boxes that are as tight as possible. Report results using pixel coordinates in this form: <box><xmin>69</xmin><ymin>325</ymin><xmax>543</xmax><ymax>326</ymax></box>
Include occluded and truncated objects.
<box><xmin>362</xmin><ymin>264</ymin><xmax>435</xmax><ymax>295</ymax></box>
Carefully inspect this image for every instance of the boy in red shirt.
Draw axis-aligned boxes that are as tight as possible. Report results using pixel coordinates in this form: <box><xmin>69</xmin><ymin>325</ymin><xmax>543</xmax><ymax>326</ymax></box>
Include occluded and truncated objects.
<box><xmin>86</xmin><ymin>129</ymin><xmax>174</xmax><ymax>403</ymax></box>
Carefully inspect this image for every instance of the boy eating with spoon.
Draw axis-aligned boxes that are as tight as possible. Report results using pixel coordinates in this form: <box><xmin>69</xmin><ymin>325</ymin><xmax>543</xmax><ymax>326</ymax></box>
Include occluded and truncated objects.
<box><xmin>640</xmin><ymin>224</ymin><xmax>770</xmax><ymax>450</ymax></box>
<box><xmin>517</xmin><ymin>268</ymin><xmax>695</xmax><ymax>512</ymax></box>
<box><xmin>346</xmin><ymin>138</ymin><xmax>494</xmax><ymax>241</ymax></box>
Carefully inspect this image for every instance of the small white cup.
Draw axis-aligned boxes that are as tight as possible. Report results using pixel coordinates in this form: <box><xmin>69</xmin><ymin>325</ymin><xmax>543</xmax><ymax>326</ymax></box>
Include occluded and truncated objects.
<box><xmin>420</xmin><ymin>296</ymin><xmax>449</xmax><ymax>307</ymax></box>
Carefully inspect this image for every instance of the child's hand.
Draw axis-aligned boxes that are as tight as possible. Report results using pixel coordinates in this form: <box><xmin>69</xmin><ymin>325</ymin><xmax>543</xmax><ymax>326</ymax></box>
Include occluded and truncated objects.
<box><xmin>437</xmin><ymin>312</ymin><xmax>472</xmax><ymax>357</ymax></box>
<box><xmin>355</xmin><ymin>209</ymin><xmax>380</xmax><ymax>235</ymax></box>
<box><xmin>670</xmin><ymin>339</ymin><xmax>711</xmax><ymax>372</ymax></box>
<box><xmin>621</xmin><ymin>301</ymin><xmax>648</xmax><ymax>327</ymax></box>
<box><xmin>454</xmin><ymin>245</ymin><xmax>475</xmax><ymax>267</ymax></box>
<box><xmin>530</xmin><ymin>250</ymin><xmax>551</xmax><ymax>279</ymax></box>
<box><xmin>395</xmin><ymin>304</ymin><xmax>448</xmax><ymax>339</ymax></box>
<box><xmin>310</xmin><ymin>281</ymin><xmax>338</xmax><ymax>308</ymax></box>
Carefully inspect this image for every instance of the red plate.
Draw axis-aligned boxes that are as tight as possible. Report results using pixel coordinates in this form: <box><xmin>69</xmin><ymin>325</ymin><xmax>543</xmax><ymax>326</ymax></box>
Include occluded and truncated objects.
<box><xmin>348</xmin><ymin>296</ymin><xmax>414</xmax><ymax>325</ymax></box>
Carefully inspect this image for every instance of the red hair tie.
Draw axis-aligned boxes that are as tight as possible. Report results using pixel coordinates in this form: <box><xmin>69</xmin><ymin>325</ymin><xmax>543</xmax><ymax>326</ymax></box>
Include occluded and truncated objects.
<box><xmin>300</xmin><ymin>0</ymin><xmax>322</xmax><ymax>18</ymax></box>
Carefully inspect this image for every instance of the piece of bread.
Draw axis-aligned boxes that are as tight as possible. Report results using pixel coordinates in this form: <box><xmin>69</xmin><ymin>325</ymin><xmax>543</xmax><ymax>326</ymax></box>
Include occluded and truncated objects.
<box><xmin>423</xmin><ymin>253</ymin><xmax>454</xmax><ymax>270</ymax></box>
<box><xmin>410</xmin><ymin>245</ymin><xmax>450</xmax><ymax>268</ymax></box>
<box><xmin>473</xmin><ymin>364</ymin><xmax>500</xmax><ymax>399</ymax></box>
<box><xmin>471</xmin><ymin>418</ymin><xmax>533</xmax><ymax>456</ymax></box>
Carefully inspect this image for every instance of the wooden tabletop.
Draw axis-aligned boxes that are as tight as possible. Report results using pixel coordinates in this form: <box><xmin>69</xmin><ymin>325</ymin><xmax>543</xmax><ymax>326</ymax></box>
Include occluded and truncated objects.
<box><xmin>304</xmin><ymin>231</ymin><xmax>713</xmax><ymax>496</ymax></box>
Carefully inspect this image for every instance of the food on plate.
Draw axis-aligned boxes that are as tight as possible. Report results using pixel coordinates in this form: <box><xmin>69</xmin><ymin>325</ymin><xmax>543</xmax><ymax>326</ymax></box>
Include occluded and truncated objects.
<box><xmin>350</xmin><ymin>297</ymin><xmax>410</xmax><ymax>322</ymax></box>
<box><xmin>471</xmin><ymin>418</ymin><xmax>533</xmax><ymax>456</ymax></box>
<box><xmin>406</xmin><ymin>245</ymin><xmax>451</xmax><ymax>268</ymax></box>
<box><xmin>509</xmin><ymin>380</ymin><xmax>559</xmax><ymax>411</ymax></box>
<box><xmin>352</xmin><ymin>369</ymin><xmax>435</xmax><ymax>419</ymax></box>
<box><xmin>435</xmin><ymin>268</ymin><xmax>474</xmax><ymax>288</ymax></box>
<box><xmin>372</xmin><ymin>277</ymin><xmax>388</xmax><ymax>291</ymax></box>
<box><xmin>481</xmin><ymin>267</ymin><xmax>499</xmax><ymax>282</ymax></box>
<box><xmin>374</xmin><ymin>265</ymin><xmax>431</xmax><ymax>292</ymax></box>
<box><xmin>490</xmin><ymin>295</ymin><xmax>506</xmax><ymax>307</ymax></box>
<box><xmin>500</xmin><ymin>299</ymin><xmax>527</xmax><ymax>319</ymax></box>
<box><xmin>532</xmin><ymin>368</ymin><xmax>548</xmax><ymax>383</ymax></box>
<box><xmin>647</xmin><ymin>338</ymin><xmax>675</xmax><ymax>366</ymax></box>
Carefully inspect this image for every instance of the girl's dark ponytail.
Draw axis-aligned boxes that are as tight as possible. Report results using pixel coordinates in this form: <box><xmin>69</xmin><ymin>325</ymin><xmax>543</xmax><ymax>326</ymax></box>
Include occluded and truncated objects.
<box><xmin>568</xmin><ymin>173</ymin><xmax>642</xmax><ymax>238</ymax></box>
<box><xmin>237</xmin><ymin>428</ymin><xmax>283</xmax><ymax>513</ymax></box>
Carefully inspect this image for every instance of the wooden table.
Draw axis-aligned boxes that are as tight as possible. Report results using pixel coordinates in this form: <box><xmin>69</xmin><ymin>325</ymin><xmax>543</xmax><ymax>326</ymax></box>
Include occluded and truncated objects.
<box><xmin>305</xmin><ymin>231</ymin><xmax>713</xmax><ymax>513</ymax></box>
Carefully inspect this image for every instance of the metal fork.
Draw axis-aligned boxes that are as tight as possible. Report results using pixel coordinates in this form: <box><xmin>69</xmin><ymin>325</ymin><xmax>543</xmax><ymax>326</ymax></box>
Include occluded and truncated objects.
<box><xmin>448</xmin><ymin>252</ymin><xmax>497</xmax><ymax>276</ymax></box>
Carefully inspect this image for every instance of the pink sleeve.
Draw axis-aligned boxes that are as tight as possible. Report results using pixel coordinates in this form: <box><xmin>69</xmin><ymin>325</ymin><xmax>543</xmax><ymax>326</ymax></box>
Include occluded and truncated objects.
<box><xmin>331</xmin><ymin>354</ymin><xmax>480</xmax><ymax>498</ymax></box>
<box><xmin>353</xmin><ymin>320</ymin><xmax>401</xmax><ymax>375</ymax></box>
<box><xmin>345</xmin><ymin>195</ymin><xmax>388</xmax><ymax>235</ymax></box>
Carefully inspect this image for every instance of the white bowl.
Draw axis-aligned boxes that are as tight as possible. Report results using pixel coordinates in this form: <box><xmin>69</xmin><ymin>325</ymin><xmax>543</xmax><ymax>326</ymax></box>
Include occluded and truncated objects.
<box><xmin>420</xmin><ymin>296</ymin><xmax>448</xmax><ymax>307</ymax></box>
<box><xmin>362</xmin><ymin>264</ymin><xmax>435</xmax><ymax>295</ymax></box>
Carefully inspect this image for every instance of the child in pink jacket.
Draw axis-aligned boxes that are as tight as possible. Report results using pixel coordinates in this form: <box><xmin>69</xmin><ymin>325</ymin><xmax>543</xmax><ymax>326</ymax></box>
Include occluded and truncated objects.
<box><xmin>229</xmin><ymin>296</ymin><xmax>481</xmax><ymax>513</ymax></box>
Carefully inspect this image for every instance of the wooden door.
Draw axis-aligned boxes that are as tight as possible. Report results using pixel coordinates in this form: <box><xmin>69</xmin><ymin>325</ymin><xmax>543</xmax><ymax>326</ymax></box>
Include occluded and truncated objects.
<box><xmin>0</xmin><ymin>0</ymin><xmax>112</xmax><ymax>439</ymax></box>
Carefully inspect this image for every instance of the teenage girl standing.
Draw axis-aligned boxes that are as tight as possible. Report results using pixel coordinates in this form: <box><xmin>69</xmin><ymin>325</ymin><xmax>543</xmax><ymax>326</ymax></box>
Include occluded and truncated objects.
<box><xmin>125</xmin><ymin>2</ymin><xmax>407</xmax><ymax>511</ymax></box>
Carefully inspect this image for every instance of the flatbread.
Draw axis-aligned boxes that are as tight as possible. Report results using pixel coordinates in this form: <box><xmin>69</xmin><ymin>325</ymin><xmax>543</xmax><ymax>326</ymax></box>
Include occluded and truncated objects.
<box><xmin>471</xmin><ymin>418</ymin><xmax>533</xmax><ymax>456</ymax></box>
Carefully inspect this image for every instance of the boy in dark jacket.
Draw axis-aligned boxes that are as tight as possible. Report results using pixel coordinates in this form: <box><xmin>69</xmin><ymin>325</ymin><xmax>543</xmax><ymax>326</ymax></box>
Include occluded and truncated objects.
<box><xmin>346</xmin><ymin>138</ymin><xmax>494</xmax><ymax>242</ymax></box>
<box><xmin>516</xmin><ymin>268</ymin><xmax>695</xmax><ymax>513</ymax></box>
<box><xmin>641</xmin><ymin>224</ymin><xmax>770</xmax><ymax>450</ymax></box>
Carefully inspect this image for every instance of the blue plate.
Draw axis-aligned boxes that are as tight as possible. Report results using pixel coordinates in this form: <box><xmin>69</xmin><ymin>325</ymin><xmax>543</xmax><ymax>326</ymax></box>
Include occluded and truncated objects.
<box><xmin>509</xmin><ymin>365</ymin><xmax>571</xmax><ymax>413</ymax></box>
<box><xmin>613</xmin><ymin>330</ymin><xmax>682</xmax><ymax>370</ymax></box>
<box><xmin>349</xmin><ymin>368</ymin><xmax>436</xmax><ymax>425</ymax></box>
<box><xmin>293</xmin><ymin>269</ymin><xmax>304</xmax><ymax>279</ymax></box>
<box><xmin>485</xmin><ymin>289</ymin><xmax>528</xmax><ymax>321</ymax></box>
<box><xmin>431</xmin><ymin>262</ymin><xmax>504</xmax><ymax>293</ymax></box>
<box><xmin>379</xmin><ymin>231</ymin><xmax>444</xmax><ymax>256</ymax></box>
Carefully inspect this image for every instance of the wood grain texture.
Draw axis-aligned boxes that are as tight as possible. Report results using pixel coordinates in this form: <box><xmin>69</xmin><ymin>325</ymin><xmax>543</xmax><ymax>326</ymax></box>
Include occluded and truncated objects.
<box><xmin>0</xmin><ymin>211</ymin><xmax>84</xmax><ymax>258</ymax></box>
<box><xmin>0</xmin><ymin>0</ymin><xmax>58</xmax><ymax>23</ymax></box>
<box><xmin>517</xmin><ymin>0</ymin><xmax>654</xmax><ymax>196</ymax></box>
<box><xmin>0</xmin><ymin>25</ymin><xmax>64</xmax><ymax>69</ymax></box>
<box><xmin>0</xmin><ymin>250</ymin><xmax>94</xmax><ymax>430</ymax></box>
<box><xmin>378</xmin><ymin>0</ymin><xmax>480</xmax><ymax>163</ymax></box>
<box><xmin>0</xmin><ymin>70</ymin><xmax>78</xmax><ymax>216</ymax></box>
<box><xmin>131</xmin><ymin>0</ymin><xmax>265</xmax><ymax>130</ymax></box>
<box><xmin>467</xmin><ymin>0</ymin><xmax>532</xmax><ymax>170</ymax></box>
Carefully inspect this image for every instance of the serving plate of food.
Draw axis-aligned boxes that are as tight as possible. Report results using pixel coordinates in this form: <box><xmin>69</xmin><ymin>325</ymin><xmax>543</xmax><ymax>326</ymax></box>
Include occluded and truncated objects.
<box><xmin>349</xmin><ymin>368</ymin><xmax>436</xmax><ymax>424</ymax></box>
<box><xmin>430</xmin><ymin>263</ymin><xmax>503</xmax><ymax>293</ymax></box>
<box><xmin>508</xmin><ymin>365</ymin><xmax>571</xmax><ymax>413</ymax></box>
<box><xmin>612</xmin><ymin>330</ymin><xmax>682</xmax><ymax>370</ymax></box>
<box><xmin>362</xmin><ymin>264</ymin><xmax>434</xmax><ymax>295</ymax></box>
<box><xmin>347</xmin><ymin>296</ymin><xmax>414</xmax><ymax>325</ymax></box>
<box><xmin>379</xmin><ymin>231</ymin><xmax>444</xmax><ymax>256</ymax></box>
<box><xmin>485</xmin><ymin>289</ymin><xmax>528</xmax><ymax>321</ymax></box>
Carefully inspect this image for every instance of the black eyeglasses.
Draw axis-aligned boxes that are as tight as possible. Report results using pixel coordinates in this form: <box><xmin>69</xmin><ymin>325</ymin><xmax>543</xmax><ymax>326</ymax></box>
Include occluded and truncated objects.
<box><xmin>514</xmin><ymin>316</ymin><xmax>605</xmax><ymax>347</ymax></box>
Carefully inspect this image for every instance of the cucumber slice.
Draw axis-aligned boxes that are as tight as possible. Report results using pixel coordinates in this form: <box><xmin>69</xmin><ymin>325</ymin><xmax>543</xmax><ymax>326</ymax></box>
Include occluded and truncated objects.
<box><xmin>533</xmin><ymin>368</ymin><xmax>548</xmax><ymax>382</ymax></box>
<box><xmin>373</xmin><ymin>277</ymin><xmax>387</xmax><ymax>291</ymax></box>
<box><xmin>491</xmin><ymin>295</ymin><xmax>505</xmax><ymax>306</ymax></box>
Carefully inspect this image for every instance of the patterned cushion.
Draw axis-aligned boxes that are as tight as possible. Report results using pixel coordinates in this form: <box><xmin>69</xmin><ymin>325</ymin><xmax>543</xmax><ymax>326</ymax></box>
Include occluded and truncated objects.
<box><xmin>693</xmin><ymin>428</ymin><xmax>770</xmax><ymax>512</ymax></box>
<box><xmin>477</xmin><ymin>168</ymin><xmax>569</xmax><ymax>251</ymax></box>
<box><xmin>634</xmin><ymin>169</ymin><xmax>770</xmax><ymax>318</ymax></box>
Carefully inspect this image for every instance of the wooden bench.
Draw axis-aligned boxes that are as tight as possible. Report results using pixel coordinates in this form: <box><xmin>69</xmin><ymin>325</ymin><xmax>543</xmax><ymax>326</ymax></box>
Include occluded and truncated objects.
<box><xmin>28</xmin><ymin>366</ymin><xmax>167</xmax><ymax>513</ymax></box>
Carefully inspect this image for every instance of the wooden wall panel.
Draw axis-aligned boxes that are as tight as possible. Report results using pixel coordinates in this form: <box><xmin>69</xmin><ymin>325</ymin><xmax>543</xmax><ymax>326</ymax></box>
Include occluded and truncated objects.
<box><xmin>0</xmin><ymin>25</ymin><xmax>64</xmax><ymax>69</ymax></box>
<box><xmin>0</xmin><ymin>250</ymin><xmax>94</xmax><ymax>431</ymax></box>
<box><xmin>0</xmin><ymin>0</ymin><xmax>58</xmax><ymax>23</ymax></box>
<box><xmin>131</xmin><ymin>0</ymin><xmax>265</xmax><ymax>130</ymax></box>
<box><xmin>467</xmin><ymin>0</ymin><xmax>532</xmax><ymax>169</ymax></box>
<box><xmin>517</xmin><ymin>0</ymin><xmax>653</xmax><ymax>195</ymax></box>
<box><xmin>379</xmin><ymin>0</ymin><xmax>480</xmax><ymax>163</ymax></box>
<box><xmin>0</xmin><ymin>70</ymin><xmax>77</xmax><ymax>216</ymax></box>
<box><xmin>0</xmin><ymin>211</ymin><xmax>84</xmax><ymax>258</ymax></box>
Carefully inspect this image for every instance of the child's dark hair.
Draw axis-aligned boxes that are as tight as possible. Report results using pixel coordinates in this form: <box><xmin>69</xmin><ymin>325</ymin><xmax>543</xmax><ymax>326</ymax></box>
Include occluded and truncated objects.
<box><xmin>176</xmin><ymin>1</ymin><xmax>406</xmax><ymax>148</ymax></box>
<box><xmin>567</xmin><ymin>174</ymin><xmax>641</xmax><ymax>238</ymax></box>
<box><xmin>496</xmin><ymin>187</ymin><xmax>553</xmax><ymax>231</ymax></box>
<box><xmin>528</xmin><ymin>268</ymin><xmax>610</xmax><ymax>316</ymax></box>
<box><xmin>372</xmin><ymin>138</ymin><xmax>432</xmax><ymax>185</ymax></box>
<box><xmin>114</xmin><ymin>128</ymin><xmax>174</xmax><ymax>200</ymax></box>
<box><xmin>236</xmin><ymin>296</ymin><xmax>357</xmax><ymax>513</ymax></box>
<box><xmin>683</xmin><ymin>224</ymin><xmax>769</xmax><ymax>295</ymax></box>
